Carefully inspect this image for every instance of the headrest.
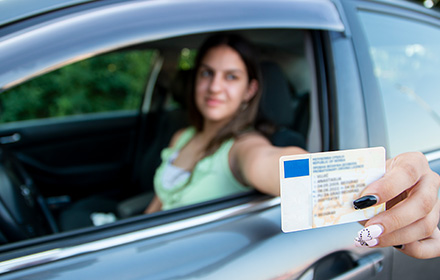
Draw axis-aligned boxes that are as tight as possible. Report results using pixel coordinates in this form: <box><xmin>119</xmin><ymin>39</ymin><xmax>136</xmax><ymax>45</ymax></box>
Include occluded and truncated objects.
<box><xmin>258</xmin><ymin>61</ymin><xmax>294</xmax><ymax>128</ymax></box>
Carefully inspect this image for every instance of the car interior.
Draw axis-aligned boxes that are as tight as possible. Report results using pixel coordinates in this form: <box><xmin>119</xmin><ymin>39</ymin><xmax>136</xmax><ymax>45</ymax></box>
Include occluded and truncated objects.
<box><xmin>0</xmin><ymin>29</ymin><xmax>314</xmax><ymax>244</ymax></box>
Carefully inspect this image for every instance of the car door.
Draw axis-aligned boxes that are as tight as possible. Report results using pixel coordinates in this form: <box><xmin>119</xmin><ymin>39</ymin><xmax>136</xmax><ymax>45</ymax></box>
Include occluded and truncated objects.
<box><xmin>339</xmin><ymin>0</ymin><xmax>440</xmax><ymax>279</ymax></box>
<box><xmin>0</xmin><ymin>0</ymin><xmax>426</xmax><ymax>279</ymax></box>
<box><xmin>0</xmin><ymin>98</ymin><xmax>141</xmax><ymax>201</ymax></box>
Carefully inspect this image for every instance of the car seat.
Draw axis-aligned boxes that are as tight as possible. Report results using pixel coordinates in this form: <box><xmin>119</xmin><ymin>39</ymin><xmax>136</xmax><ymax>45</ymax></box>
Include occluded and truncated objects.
<box><xmin>257</xmin><ymin>61</ymin><xmax>307</xmax><ymax>148</ymax></box>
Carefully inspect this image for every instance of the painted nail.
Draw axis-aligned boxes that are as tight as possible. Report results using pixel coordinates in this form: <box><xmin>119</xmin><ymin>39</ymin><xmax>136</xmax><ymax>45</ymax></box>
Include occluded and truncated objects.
<box><xmin>393</xmin><ymin>245</ymin><xmax>404</xmax><ymax>250</ymax></box>
<box><xmin>353</xmin><ymin>195</ymin><xmax>379</xmax><ymax>210</ymax></box>
<box><xmin>357</xmin><ymin>224</ymin><xmax>384</xmax><ymax>241</ymax></box>
<box><xmin>354</xmin><ymin>237</ymin><xmax>379</xmax><ymax>247</ymax></box>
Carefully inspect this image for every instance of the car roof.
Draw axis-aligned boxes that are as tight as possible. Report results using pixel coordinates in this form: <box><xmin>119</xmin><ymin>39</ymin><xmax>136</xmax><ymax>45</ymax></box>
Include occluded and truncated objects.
<box><xmin>1</xmin><ymin>0</ymin><xmax>438</xmax><ymax>29</ymax></box>
<box><xmin>0</xmin><ymin>0</ymin><xmax>97</xmax><ymax>27</ymax></box>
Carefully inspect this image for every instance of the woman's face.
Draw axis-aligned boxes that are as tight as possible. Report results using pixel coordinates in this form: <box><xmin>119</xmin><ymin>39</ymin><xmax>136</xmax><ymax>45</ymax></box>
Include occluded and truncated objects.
<box><xmin>195</xmin><ymin>45</ymin><xmax>258</xmax><ymax>127</ymax></box>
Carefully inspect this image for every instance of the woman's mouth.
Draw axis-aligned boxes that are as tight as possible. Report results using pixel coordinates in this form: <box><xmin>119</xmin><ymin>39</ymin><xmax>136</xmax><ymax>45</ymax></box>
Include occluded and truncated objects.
<box><xmin>205</xmin><ymin>97</ymin><xmax>223</xmax><ymax>107</ymax></box>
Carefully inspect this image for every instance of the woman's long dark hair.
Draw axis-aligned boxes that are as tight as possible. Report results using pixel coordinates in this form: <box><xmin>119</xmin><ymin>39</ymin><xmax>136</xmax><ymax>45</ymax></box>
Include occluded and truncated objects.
<box><xmin>187</xmin><ymin>33</ymin><xmax>262</xmax><ymax>157</ymax></box>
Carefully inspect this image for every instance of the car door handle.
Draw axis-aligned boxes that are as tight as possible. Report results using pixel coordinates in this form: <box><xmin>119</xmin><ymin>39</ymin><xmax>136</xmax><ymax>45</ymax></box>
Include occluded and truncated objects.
<box><xmin>298</xmin><ymin>251</ymin><xmax>384</xmax><ymax>280</ymax></box>
<box><xmin>333</xmin><ymin>252</ymin><xmax>384</xmax><ymax>280</ymax></box>
<box><xmin>0</xmin><ymin>133</ymin><xmax>21</xmax><ymax>144</ymax></box>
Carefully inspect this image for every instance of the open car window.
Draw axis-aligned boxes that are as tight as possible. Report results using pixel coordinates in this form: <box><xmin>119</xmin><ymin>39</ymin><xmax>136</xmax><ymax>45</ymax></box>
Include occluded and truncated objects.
<box><xmin>0</xmin><ymin>29</ymin><xmax>315</xmax><ymax>247</ymax></box>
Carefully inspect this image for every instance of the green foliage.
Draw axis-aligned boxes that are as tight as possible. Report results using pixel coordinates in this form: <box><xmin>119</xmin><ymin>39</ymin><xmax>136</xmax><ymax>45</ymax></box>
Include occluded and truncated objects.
<box><xmin>178</xmin><ymin>48</ymin><xmax>197</xmax><ymax>70</ymax></box>
<box><xmin>0</xmin><ymin>50</ymin><xmax>155</xmax><ymax>123</ymax></box>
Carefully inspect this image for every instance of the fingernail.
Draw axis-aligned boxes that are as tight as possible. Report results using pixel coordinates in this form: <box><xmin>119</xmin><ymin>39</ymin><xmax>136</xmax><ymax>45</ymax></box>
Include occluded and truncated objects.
<box><xmin>393</xmin><ymin>245</ymin><xmax>404</xmax><ymax>250</ymax></box>
<box><xmin>357</xmin><ymin>224</ymin><xmax>384</xmax><ymax>241</ymax></box>
<box><xmin>353</xmin><ymin>195</ymin><xmax>378</xmax><ymax>210</ymax></box>
<box><xmin>354</xmin><ymin>237</ymin><xmax>379</xmax><ymax>247</ymax></box>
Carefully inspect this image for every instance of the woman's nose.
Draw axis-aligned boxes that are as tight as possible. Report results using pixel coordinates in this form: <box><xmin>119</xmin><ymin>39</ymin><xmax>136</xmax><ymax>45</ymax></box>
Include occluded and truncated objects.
<box><xmin>208</xmin><ymin>73</ymin><xmax>223</xmax><ymax>93</ymax></box>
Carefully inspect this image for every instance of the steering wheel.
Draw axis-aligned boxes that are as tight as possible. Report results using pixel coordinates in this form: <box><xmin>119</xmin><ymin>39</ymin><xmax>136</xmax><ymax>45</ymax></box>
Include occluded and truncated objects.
<box><xmin>0</xmin><ymin>149</ymin><xmax>58</xmax><ymax>242</ymax></box>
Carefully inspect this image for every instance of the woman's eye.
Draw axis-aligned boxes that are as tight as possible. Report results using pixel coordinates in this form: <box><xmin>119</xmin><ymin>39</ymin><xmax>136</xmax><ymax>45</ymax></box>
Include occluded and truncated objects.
<box><xmin>226</xmin><ymin>74</ymin><xmax>237</xmax><ymax>80</ymax></box>
<box><xmin>200</xmin><ymin>69</ymin><xmax>212</xmax><ymax>78</ymax></box>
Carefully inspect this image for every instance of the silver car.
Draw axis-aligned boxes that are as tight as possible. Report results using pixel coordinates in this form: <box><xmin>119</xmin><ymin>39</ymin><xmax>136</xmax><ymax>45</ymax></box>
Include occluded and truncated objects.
<box><xmin>0</xmin><ymin>0</ymin><xmax>439</xmax><ymax>279</ymax></box>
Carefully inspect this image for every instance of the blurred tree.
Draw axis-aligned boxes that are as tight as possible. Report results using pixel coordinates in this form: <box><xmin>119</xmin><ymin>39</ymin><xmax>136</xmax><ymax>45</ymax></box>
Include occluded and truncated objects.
<box><xmin>0</xmin><ymin>49</ymin><xmax>155</xmax><ymax>123</ymax></box>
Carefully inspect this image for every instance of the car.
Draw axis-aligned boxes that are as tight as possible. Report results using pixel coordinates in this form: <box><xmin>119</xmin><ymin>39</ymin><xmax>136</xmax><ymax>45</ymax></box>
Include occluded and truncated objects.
<box><xmin>0</xmin><ymin>0</ymin><xmax>439</xmax><ymax>279</ymax></box>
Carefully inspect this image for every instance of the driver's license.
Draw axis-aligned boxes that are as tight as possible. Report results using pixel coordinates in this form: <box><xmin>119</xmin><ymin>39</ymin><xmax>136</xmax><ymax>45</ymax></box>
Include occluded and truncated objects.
<box><xmin>279</xmin><ymin>147</ymin><xmax>386</xmax><ymax>233</ymax></box>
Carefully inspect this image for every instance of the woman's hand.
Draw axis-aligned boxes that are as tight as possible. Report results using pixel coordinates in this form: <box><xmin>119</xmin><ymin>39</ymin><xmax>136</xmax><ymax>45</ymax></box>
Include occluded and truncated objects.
<box><xmin>354</xmin><ymin>152</ymin><xmax>440</xmax><ymax>259</ymax></box>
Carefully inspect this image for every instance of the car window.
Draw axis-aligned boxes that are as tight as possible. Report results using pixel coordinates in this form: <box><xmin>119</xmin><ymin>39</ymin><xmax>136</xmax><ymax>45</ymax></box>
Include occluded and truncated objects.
<box><xmin>358</xmin><ymin>11</ymin><xmax>440</xmax><ymax>157</ymax></box>
<box><xmin>0</xmin><ymin>49</ymin><xmax>155</xmax><ymax>124</ymax></box>
<box><xmin>0</xmin><ymin>28</ymin><xmax>313</xmax><ymax>250</ymax></box>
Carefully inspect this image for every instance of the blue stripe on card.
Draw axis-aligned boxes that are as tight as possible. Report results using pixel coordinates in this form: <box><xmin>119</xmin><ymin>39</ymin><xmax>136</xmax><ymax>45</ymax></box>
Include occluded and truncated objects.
<box><xmin>284</xmin><ymin>159</ymin><xmax>310</xmax><ymax>178</ymax></box>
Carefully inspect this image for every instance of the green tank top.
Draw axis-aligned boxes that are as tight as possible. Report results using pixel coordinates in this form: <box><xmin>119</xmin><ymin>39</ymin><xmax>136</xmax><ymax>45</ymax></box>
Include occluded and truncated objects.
<box><xmin>154</xmin><ymin>127</ymin><xmax>250</xmax><ymax>210</ymax></box>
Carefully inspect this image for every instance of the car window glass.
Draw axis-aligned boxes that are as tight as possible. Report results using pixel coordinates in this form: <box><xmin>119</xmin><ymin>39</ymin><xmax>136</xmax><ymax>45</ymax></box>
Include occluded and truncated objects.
<box><xmin>0</xmin><ymin>49</ymin><xmax>156</xmax><ymax>124</ymax></box>
<box><xmin>358</xmin><ymin>12</ymin><xmax>440</xmax><ymax>156</ymax></box>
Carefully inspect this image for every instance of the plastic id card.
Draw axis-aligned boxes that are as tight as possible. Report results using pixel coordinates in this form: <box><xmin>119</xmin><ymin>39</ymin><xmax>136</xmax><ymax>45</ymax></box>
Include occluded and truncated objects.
<box><xmin>280</xmin><ymin>147</ymin><xmax>386</xmax><ymax>233</ymax></box>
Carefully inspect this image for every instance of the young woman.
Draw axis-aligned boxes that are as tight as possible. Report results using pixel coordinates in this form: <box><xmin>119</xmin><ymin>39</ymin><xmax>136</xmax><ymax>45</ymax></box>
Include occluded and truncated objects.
<box><xmin>145</xmin><ymin>33</ymin><xmax>440</xmax><ymax>259</ymax></box>
<box><xmin>145</xmin><ymin>33</ymin><xmax>305</xmax><ymax>213</ymax></box>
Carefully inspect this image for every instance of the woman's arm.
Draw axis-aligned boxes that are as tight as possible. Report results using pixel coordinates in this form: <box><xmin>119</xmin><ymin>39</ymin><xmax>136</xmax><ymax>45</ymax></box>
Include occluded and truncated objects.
<box><xmin>233</xmin><ymin>137</ymin><xmax>440</xmax><ymax>259</ymax></box>
<box><xmin>231</xmin><ymin>133</ymin><xmax>307</xmax><ymax>196</ymax></box>
<box><xmin>144</xmin><ymin>195</ymin><xmax>162</xmax><ymax>214</ymax></box>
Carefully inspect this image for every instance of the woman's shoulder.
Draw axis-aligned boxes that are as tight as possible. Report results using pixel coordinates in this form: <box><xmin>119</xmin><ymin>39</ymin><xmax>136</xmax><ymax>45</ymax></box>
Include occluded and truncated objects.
<box><xmin>169</xmin><ymin>127</ymin><xmax>195</xmax><ymax>148</ymax></box>
<box><xmin>230</xmin><ymin>131</ymin><xmax>272</xmax><ymax>158</ymax></box>
<box><xmin>235</xmin><ymin>131</ymin><xmax>271</xmax><ymax>146</ymax></box>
